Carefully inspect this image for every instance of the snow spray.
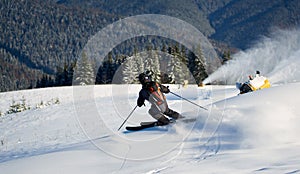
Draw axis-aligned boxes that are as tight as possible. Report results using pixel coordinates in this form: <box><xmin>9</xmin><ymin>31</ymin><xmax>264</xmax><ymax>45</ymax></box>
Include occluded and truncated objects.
<box><xmin>203</xmin><ymin>29</ymin><xmax>300</xmax><ymax>85</ymax></box>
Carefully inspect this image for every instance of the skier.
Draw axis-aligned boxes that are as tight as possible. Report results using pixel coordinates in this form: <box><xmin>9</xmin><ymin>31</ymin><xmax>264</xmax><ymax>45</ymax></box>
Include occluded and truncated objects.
<box><xmin>137</xmin><ymin>70</ymin><xmax>182</xmax><ymax>125</ymax></box>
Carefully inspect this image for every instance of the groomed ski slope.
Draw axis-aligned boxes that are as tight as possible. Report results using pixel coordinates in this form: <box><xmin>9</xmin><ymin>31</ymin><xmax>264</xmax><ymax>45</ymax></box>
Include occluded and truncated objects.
<box><xmin>0</xmin><ymin>83</ymin><xmax>300</xmax><ymax>174</ymax></box>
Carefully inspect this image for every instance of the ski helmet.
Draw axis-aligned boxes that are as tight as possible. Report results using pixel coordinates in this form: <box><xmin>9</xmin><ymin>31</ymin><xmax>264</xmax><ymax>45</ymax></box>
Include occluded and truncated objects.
<box><xmin>138</xmin><ymin>70</ymin><xmax>153</xmax><ymax>84</ymax></box>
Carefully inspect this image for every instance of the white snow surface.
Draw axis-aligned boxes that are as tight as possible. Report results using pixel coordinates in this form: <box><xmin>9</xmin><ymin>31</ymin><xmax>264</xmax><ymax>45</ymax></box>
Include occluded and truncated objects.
<box><xmin>1</xmin><ymin>83</ymin><xmax>300</xmax><ymax>174</ymax></box>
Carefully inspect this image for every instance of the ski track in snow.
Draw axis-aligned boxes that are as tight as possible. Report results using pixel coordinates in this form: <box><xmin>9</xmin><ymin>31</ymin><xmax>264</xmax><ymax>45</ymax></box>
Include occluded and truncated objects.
<box><xmin>1</xmin><ymin>84</ymin><xmax>300</xmax><ymax>173</ymax></box>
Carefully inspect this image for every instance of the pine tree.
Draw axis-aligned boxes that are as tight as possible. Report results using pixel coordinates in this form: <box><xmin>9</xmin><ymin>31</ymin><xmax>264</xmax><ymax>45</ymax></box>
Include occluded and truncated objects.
<box><xmin>121</xmin><ymin>56</ymin><xmax>139</xmax><ymax>84</ymax></box>
<box><xmin>142</xmin><ymin>46</ymin><xmax>161</xmax><ymax>82</ymax></box>
<box><xmin>179</xmin><ymin>45</ymin><xmax>190</xmax><ymax>80</ymax></box>
<box><xmin>166</xmin><ymin>60</ymin><xmax>175</xmax><ymax>84</ymax></box>
<box><xmin>170</xmin><ymin>44</ymin><xmax>185</xmax><ymax>84</ymax></box>
<box><xmin>166</xmin><ymin>47</ymin><xmax>176</xmax><ymax>84</ymax></box>
<box><xmin>55</xmin><ymin>66</ymin><xmax>64</xmax><ymax>86</ymax></box>
<box><xmin>135</xmin><ymin>52</ymin><xmax>144</xmax><ymax>75</ymax></box>
<box><xmin>222</xmin><ymin>50</ymin><xmax>231</xmax><ymax>64</ymax></box>
<box><xmin>150</xmin><ymin>49</ymin><xmax>161</xmax><ymax>83</ymax></box>
<box><xmin>192</xmin><ymin>44</ymin><xmax>208</xmax><ymax>84</ymax></box>
<box><xmin>74</xmin><ymin>51</ymin><xmax>95</xmax><ymax>85</ymax></box>
<box><xmin>96</xmin><ymin>52</ymin><xmax>118</xmax><ymax>84</ymax></box>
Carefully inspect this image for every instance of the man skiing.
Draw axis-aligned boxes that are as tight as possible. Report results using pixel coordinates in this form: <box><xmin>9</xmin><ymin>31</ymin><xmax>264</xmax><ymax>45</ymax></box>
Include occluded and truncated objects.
<box><xmin>137</xmin><ymin>70</ymin><xmax>182</xmax><ymax>125</ymax></box>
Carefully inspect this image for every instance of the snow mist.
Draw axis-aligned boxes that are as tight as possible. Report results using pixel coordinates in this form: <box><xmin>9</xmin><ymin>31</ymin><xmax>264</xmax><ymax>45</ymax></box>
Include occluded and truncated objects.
<box><xmin>203</xmin><ymin>29</ymin><xmax>300</xmax><ymax>85</ymax></box>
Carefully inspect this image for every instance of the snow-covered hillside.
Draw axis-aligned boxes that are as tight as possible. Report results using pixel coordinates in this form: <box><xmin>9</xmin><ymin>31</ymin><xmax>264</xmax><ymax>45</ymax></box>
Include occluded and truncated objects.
<box><xmin>0</xmin><ymin>82</ymin><xmax>300</xmax><ymax>174</ymax></box>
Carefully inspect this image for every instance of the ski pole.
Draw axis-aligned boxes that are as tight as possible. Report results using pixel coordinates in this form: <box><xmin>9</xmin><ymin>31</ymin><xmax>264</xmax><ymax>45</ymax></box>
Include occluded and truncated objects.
<box><xmin>170</xmin><ymin>91</ymin><xmax>208</xmax><ymax>111</ymax></box>
<box><xmin>118</xmin><ymin>105</ymin><xmax>138</xmax><ymax>131</ymax></box>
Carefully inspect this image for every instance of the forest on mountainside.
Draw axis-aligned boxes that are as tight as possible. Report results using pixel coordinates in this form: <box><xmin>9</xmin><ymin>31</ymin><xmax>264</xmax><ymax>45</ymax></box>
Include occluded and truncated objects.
<box><xmin>1</xmin><ymin>0</ymin><xmax>299</xmax><ymax>92</ymax></box>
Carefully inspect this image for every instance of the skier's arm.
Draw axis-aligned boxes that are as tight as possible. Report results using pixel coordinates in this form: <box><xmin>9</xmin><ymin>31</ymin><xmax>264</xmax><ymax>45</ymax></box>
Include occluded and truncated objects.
<box><xmin>137</xmin><ymin>97</ymin><xmax>145</xmax><ymax>107</ymax></box>
<box><xmin>160</xmin><ymin>84</ymin><xmax>170</xmax><ymax>93</ymax></box>
<box><xmin>137</xmin><ymin>90</ymin><xmax>147</xmax><ymax>107</ymax></box>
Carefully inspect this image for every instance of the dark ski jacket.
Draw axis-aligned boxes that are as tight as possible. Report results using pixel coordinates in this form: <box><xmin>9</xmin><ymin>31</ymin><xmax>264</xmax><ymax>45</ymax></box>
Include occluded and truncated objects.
<box><xmin>137</xmin><ymin>81</ymin><xmax>170</xmax><ymax>107</ymax></box>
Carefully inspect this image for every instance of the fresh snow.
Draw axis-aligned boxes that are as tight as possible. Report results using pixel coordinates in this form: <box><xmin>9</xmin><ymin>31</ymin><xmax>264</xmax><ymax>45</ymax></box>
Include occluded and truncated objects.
<box><xmin>0</xmin><ymin>83</ymin><xmax>300</xmax><ymax>174</ymax></box>
<box><xmin>1</xmin><ymin>29</ymin><xmax>300</xmax><ymax>174</ymax></box>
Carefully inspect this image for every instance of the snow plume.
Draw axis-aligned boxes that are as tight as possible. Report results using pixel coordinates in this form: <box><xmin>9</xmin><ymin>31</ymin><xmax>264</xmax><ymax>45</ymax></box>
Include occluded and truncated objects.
<box><xmin>203</xmin><ymin>29</ymin><xmax>300</xmax><ymax>85</ymax></box>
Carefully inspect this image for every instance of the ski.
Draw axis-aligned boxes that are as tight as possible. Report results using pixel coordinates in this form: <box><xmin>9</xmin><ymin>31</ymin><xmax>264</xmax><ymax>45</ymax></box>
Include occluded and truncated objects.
<box><xmin>125</xmin><ymin>117</ymin><xmax>197</xmax><ymax>131</ymax></box>
<box><xmin>140</xmin><ymin>121</ymin><xmax>157</xmax><ymax>126</ymax></box>
<box><xmin>140</xmin><ymin>119</ymin><xmax>176</xmax><ymax>126</ymax></box>
<box><xmin>126</xmin><ymin>121</ymin><xmax>158</xmax><ymax>131</ymax></box>
<box><xmin>126</xmin><ymin>120</ymin><xmax>175</xmax><ymax>131</ymax></box>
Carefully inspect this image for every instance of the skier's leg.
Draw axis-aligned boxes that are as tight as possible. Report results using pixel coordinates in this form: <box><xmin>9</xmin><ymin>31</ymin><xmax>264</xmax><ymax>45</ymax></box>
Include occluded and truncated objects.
<box><xmin>149</xmin><ymin>105</ymin><xmax>170</xmax><ymax>125</ymax></box>
<box><xmin>164</xmin><ymin>107</ymin><xmax>183</xmax><ymax>119</ymax></box>
<box><xmin>152</xmin><ymin>113</ymin><xmax>170</xmax><ymax>125</ymax></box>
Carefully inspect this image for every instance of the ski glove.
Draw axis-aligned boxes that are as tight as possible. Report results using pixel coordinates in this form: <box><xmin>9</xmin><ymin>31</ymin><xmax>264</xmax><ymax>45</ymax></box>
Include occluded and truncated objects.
<box><xmin>165</xmin><ymin>86</ymin><xmax>170</xmax><ymax>93</ymax></box>
<box><xmin>137</xmin><ymin>98</ymin><xmax>145</xmax><ymax>107</ymax></box>
<box><xmin>161</xmin><ymin>85</ymin><xmax>170</xmax><ymax>93</ymax></box>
